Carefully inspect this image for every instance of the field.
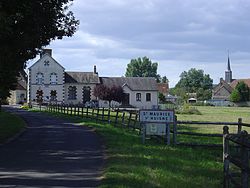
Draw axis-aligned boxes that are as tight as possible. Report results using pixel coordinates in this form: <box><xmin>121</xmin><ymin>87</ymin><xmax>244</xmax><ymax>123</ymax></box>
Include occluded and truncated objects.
<box><xmin>0</xmin><ymin>111</ymin><xmax>26</xmax><ymax>144</ymax></box>
<box><xmin>177</xmin><ymin>106</ymin><xmax>250</xmax><ymax>123</ymax></box>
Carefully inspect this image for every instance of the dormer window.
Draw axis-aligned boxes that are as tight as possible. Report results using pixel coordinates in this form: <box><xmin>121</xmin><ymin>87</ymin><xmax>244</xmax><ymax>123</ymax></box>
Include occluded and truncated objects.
<box><xmin>44</xmin><ymin>60</ymin><xmax>50</xmax><ymax>66</ymax></box>
<box><xmin>36</xmin><ymin>72</ymin><xmax>44</xmax><ymax>85</ymax></box>
<box><xmin>50</xmin><ymin>72</ymin><xmax>57</xmax><ymax>84</ymax></box>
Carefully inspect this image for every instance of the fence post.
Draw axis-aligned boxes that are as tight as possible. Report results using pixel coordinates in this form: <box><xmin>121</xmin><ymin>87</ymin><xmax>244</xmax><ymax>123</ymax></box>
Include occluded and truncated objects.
<box><xmin>115</xmin><ymin>110</ymin><xmax>119</xmax><ymax>127</ymax></box>
<box><xmin>86</xmin><ymin>107</ymin><xmax>89</xmax><ymax>118</ymax></box>
<box><xmin>81</xmin><ymin>106</ymin><xmax>84</xmax><ymax>118</ymax></box>
<box><xmin>78</xmin><ymin>105</ymin><xmax>80</xmax><ymax>116</ymax></box>
<box><xmin>223</xmin><ymin>126</ymin><xmax>230</xmax><ymax>188</ymax></box>
<box><xmin>133</xmin><ymin>113</ymin><xmax>138</xmax><ymax>130</ymax></box>
<box><xmin>107</xmin><ymin>108</ymin><xmax>111</xmax><ymax>124</ymax></box>
<box><xmin>96</xmin><ymin>108</ymin><xmax>99</xmax><ymax>121</ymax></box>
<box><xmin>128</xmin><ymin>112</ymin><xmax>132</xmax><ymax>128</ymax></box>
<box><xmin>238</xmin><ymin>118</ymin><xmax>242</xmax><ymax>134</ymax></box>
<box><xmin>240</xmin><ymin>130</ymin><xmax>249</xmax><ymax>188</ymax></box>
<box><xmin>102</xmin><ymin>107</ymin><xmax>105</xmax><ymax>122</ymax></box>
<box><xmin>121</xmin><ymin>111</ymin><xmax>125</xmax><ymax>128</ymax></box>
<box><xmin>92</xmin><ymin>108</ymin><xmax>94</xmax><ymax>120</ymax></box>
<box><xmin>173</xmin><ymin>115</ymin><xmax>177</xmax><ymax>145</ymax></box>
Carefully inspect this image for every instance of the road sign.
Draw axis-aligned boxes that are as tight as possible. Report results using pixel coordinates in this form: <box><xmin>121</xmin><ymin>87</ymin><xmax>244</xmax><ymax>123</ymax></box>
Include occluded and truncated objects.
<box><xmin>139</xmin><ymin>109</ymin><xmax>174</xmax><ymax>123</ymax></box>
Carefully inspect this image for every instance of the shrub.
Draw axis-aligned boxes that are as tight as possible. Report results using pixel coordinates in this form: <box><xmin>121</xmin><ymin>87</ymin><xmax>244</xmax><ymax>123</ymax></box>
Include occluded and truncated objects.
<box><xmin>176</xmin><ymin>103</ymin><xmax>202</xmax><ymax>115</ymax></box>
<box><xmin>20</xmin><ymin>104</ymin><xmax>30</xmax><ymax>110</ymax></box>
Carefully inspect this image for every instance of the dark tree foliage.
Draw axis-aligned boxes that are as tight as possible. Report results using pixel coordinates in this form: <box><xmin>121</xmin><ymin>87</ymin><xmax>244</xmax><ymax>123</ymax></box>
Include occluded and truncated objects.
<box><xmin>93</xmin><ymin>84</ymin><xmax>124</xmax><ymax>106</ymax></box>
<box><xmin>230</xmin><ymin>81</ymin><xmax>250</xmax><ymax>102</ymax></box>
<box><xmin>174</xmin><ymin>68</ymin><xmax>213</xmax><ymax>100</ymax></box>
<box><xmin>161</xmin><ymin>76</ymin><xmax>168</xmax><ymax>83</ymax></box>
<box><xmin>109</xmin><ymin>85</ymin><xmax>124</xmax><ymax>103</ymax></box>
<box><xmin>0</xmin><ymin>0</ymin><xmax>79</xmax><ymax>102</ymax></box>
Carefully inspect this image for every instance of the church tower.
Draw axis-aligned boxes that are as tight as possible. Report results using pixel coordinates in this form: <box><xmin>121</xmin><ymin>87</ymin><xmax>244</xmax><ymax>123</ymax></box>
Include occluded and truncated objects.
<box><xmin>225</xmin><ymin>53</ymin><xmax>232</xmax><ymax>83</ymax></box>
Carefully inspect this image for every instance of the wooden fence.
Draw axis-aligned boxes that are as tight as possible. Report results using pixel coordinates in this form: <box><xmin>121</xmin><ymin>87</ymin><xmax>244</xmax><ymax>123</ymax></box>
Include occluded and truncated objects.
<box><xmin>46</xmin><ymin>104</ymin><xmax>140</xmax><ymax>130</ymax></box>
<box><xmin>223</xmin><ymin>126</ymin><xmax>250</xmax><ymax>188</ymax></box>
<box><xmin>42</xmin><ymin>104</ymin><xmax>250</xmax><ymax>147</ymax></box>
<box><xmin>175</xmin><ymin>119</ymin><xmax>250</xmax><ymax>147</ymax></box>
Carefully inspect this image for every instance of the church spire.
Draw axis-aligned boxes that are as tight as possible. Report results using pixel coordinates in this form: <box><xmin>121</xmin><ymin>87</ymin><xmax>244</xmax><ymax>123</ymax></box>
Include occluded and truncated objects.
<box><xmin>227</xmin><ymin>51</ymin><xmax>231</xmax><ymax>71</ymax></box>
<box><xmin>225</xmin><ymin>51</ymin><xmax>232</xmax><ymax>83</ymax></box>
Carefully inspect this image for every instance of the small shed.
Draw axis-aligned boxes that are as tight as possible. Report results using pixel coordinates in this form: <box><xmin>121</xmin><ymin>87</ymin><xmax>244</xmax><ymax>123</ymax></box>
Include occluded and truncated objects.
<box><xmin>188</xmin><ymin>97</ymin><xmax>197</xmax><ymax>103</ymax></box>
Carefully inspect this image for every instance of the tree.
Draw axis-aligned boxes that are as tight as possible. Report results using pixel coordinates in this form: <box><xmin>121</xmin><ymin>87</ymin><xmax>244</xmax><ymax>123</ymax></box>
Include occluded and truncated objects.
<box><xmin>93</xmin><ymin>84</ymin><xmax>124</xmax><ymax>107</ymax></box>
<box><xmin>174</xmin><ymin>68</ymin><xmax>213</xmax><ymax>100</ymax></box>
<box><xmin>230</xmin><ymin>89</ymin><xmax>241</xmax><ymax>102</ymax></box>
<box><xmin>161</xmin><ymin>76</ymin><xmax>168</xmax><ymax>83</ymax></box>
<box><xmin>158</xmin><ymin>93</ymin><xmax>166</xmax><ymax>103</ymax></box>
<box><xmin>125</xmin><ymin>57</ymin><xmax>158</xmax><ymax>78</ymax></box>
<box><xmin>230</xmin><ymin>81</ymin><xmax>250</xmax><ymax>102</ymax></box>
<box><xmin>0</xmin><ymin>0</ymin><xmax>79</xmax><ymax>107</ymax></box>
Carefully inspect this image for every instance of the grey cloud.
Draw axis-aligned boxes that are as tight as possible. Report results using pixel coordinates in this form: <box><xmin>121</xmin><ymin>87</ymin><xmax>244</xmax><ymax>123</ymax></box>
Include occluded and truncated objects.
<box><xmin>41</xmin><ymin>0</ymin><xmax>250</xmax><ymax>86</ymax></box>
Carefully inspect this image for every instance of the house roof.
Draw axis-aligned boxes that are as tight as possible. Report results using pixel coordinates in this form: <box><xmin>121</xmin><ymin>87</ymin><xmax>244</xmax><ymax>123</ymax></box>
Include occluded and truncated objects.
<box><xmin>157</xmin><ymin>83</ymin><xmax>169</xmax><ymax>94</ymax></box>
<box><xmin>100</xmin><ymin>77</ymin><xmax>158</xmax><ymax>91</ymax></box>
<box><xmin>213</xmin><ymin>79</ymin><xmax>233</xmax><ymax>94</ymax></box>
<box><xmin>65</xmin><ymin>72</ymin><xmax>100</xmax><ymax>84</ymax></box>
<box><xmin>14</xmin><ymin>71</ymin><xmax>27</xmax><ymax>90</ymax></box>
<box><xmin>29</xmin><ymin>54</ymin><xmax>65</xmax><ymax>70</ymax></box>
<box><xmin>230</xmin><ymin>79</ymin><xmax>250</xmax><ymax>89</ymax></box>
<box><xmin>15</xmin><ymin>82</ymin><xmax>26</xmax><ymax>90</ymax></box>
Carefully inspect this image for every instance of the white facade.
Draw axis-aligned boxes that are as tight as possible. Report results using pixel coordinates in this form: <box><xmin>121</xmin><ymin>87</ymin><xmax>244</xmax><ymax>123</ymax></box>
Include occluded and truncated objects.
<box><xmin>28</xmin><ymin>53</ymin><xmax>65</xmax><ymax>103</ymax></box>
<box><xmin>64</xmin><ymin>83</ymin><xmax>97</xmax><ymax>105</ymax></box>
<box><xmin>123</xmin><ymin>85</ymin><xmax>158</xmax><ymax>109</ymax></box>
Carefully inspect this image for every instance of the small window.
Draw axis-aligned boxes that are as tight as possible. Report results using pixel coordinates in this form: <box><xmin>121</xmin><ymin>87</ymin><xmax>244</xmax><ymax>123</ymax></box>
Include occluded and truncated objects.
<box><xmin>44</xmin><ymin>60</ymin><xmax>50</xmax><ymax>66</ymax></box>
<box><xmin>50</xmin><ymin>73</ymin><xmax>57</xmax><ymax>84</ymax></box>
<box><xmin>136</xmin><ymin>93</ymin><xmax>141</xmax><ymax>101</ymax></box>
<box><xmin>146</xmin><ymin>93</ymin><xmax>151</xmax><ymax>101</ymax></box>
<box><xmin>36</xmin><ymin>72</ymin><xmax>44</xmax><ymax>85</ymax></box>
<box><xmin>68</xmin><ymin>86</ymin><xmax>77</xmax><ymax>100</ymax></box>
<box><xmin>50</xmin><ymin>90</ymin><xmax>57</xmax><ymax>101</ymax></box>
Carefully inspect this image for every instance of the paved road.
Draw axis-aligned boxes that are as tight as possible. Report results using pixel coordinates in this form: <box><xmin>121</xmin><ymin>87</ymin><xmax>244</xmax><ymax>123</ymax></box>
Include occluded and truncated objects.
<box><xmin>0</xmin><ymin>106</ymin><xmax>105</xmax><ymax>188</ymax></box>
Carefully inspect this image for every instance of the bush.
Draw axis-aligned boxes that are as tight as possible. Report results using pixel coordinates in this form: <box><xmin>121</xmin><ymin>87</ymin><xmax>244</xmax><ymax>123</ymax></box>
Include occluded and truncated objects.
<box><xmin>176</xmin><ymin>103</ymin><xmax>202</xmax><ymax>115</ymax></box>
<box><xmin>20</xmin><ymin>104</ymin><xmax>30</xmax><ymax>110</ymax></box>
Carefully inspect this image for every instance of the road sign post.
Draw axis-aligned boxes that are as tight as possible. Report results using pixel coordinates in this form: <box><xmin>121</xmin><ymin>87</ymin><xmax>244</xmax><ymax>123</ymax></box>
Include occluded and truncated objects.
<box><xmin>139</xmin><ymin>109</ymin><xmax>175</xmax><ymax>145</ymax></box>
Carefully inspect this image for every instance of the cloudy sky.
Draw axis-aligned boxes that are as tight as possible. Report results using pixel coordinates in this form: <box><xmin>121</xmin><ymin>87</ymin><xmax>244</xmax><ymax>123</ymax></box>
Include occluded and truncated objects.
<box><xmin>29</xmin><ymin>0</ymin><xmax>250</xmax><ymax>87</ymax></box>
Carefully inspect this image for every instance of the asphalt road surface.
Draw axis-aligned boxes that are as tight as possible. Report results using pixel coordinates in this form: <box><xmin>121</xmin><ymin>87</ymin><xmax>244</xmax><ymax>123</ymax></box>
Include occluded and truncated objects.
<box><xmin>0</xmin><ymin>106</ymin><xmax>105</xmax><ymax>188</ymax></box>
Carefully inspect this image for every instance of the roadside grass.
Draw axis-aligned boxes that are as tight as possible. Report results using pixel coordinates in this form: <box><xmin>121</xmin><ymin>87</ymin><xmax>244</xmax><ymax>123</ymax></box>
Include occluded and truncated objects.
<box><xmin>0</xmin><ymin>111</ymin><xmax>26</xmax><ymax>144</ymax></box>
<box><xmin>89</xmin><ymin>122</ymin><xmax>223</xmax><ymax>188</ymax></box>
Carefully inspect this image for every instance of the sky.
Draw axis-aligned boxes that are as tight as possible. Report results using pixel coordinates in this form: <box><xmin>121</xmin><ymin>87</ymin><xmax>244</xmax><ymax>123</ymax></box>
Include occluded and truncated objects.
<box><xmin>28</xmin><ymin>0</ymin><xmax>250</xmax><ymax>87</ymax></box>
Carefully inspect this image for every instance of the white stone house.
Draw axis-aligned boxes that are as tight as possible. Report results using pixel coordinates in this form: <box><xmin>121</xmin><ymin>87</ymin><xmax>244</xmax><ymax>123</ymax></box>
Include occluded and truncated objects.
<box><xmin>27</xmin><ymin>49</ymin><xmax>159</xmax><ymax>109</ymax></box>
<box><xmin>28</xmin><ymin>49</ymin><xmax>65</xmax><ymax>103</ymax></box>
<box><xmin>7</xmin><ymin>71</ymin><xmax>27</xmax><ymax>105</ymax></box>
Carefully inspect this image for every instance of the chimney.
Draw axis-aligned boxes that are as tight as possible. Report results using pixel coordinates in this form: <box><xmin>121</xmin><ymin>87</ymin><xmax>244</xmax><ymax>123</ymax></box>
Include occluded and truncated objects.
<box><xmin>40</xmin><ymin>49</ymin><xmax>52</xmax><ymax>58</ymax></box>
<box><xmin>94</xmin><ymin>65</ymin><xmax>98</xmax><ymax>74</ymax></box>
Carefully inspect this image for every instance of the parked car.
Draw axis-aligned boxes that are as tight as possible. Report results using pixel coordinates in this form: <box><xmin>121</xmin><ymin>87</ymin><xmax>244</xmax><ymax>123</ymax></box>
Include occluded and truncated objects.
<box><xmin>85</xmin><ymin>100</ymin><xmax>99</xmax><ymax>108</ymax></box>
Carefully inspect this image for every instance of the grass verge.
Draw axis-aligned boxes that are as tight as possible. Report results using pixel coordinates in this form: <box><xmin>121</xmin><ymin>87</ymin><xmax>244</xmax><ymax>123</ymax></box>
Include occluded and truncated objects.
<box><xmin>0</xmin><ymin>111</ymin><xmax>26</xmax><ymax>144</ymax></box>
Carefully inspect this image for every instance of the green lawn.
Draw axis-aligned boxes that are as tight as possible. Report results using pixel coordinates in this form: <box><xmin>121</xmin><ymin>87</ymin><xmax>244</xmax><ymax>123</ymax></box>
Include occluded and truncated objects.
<box><xmin>80</xmin><ymin>120</ymin><xmax>223</xmax><ymax>188</ymax></box>
<box><xmin>177</xmin><ymin>106</ymin><xmax>250</xmax><ymax>123</ymax></box>
<box><xmin>0</xmin><ymin>111</ymin><xmax>26</xmax><ymax>144</ymax></box>
<box><xmin>175</xmin><ymin>106</ymin><xmax>250</xmax><ymax>145</ymax></box>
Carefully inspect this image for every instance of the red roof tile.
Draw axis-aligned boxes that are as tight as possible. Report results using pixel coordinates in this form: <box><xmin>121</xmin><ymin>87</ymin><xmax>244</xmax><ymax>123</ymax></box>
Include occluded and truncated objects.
<box><xmin>230</xmin><ymin>79</ymin><xmax>250</xmax><ymax>89</ymax></box>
